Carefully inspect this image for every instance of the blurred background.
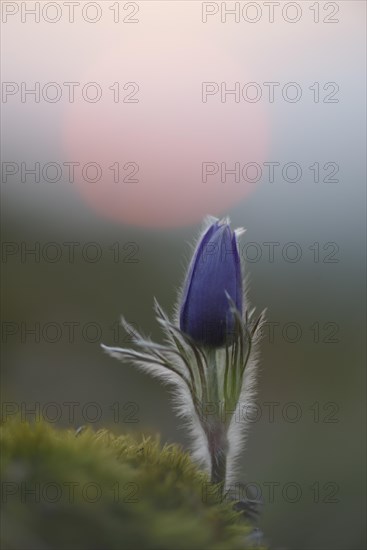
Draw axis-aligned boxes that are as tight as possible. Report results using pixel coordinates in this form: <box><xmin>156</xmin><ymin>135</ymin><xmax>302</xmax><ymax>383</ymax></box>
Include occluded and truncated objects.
<box><xmin>1</xmin><ymin>1</ymin><xmax>366</xmax><ymax>549</ymax></box>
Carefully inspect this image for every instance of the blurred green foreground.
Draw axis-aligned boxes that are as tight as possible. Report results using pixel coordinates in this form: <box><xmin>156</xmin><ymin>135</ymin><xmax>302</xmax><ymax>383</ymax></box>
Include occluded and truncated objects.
<box><xmin>0</xmin><ymin>421</ymin><xmax>264</xmax><ymax>550</ymax></box>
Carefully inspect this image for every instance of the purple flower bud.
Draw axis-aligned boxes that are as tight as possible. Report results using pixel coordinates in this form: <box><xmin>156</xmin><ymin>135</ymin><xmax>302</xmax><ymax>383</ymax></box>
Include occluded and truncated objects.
<box><xmin>179</xmin><ymin>220</ymin><xmax>243</xmax><ymax>347</ymax></box>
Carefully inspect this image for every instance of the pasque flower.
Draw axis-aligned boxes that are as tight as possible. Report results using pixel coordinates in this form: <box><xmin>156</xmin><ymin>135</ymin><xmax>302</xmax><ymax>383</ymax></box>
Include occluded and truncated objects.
<box><xmin>179</xmin><ymin>220</ymin><xmax>242</xmax><ymax>347</ymax></box>
<box><xmin>102</xmin><ymin>216</ymin><xmax>265</xmax><ymax>500</ymax></box>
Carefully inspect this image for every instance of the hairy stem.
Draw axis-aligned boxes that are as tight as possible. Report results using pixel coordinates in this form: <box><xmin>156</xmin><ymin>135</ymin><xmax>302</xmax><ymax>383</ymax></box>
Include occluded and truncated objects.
<box><xmin>209</xmin><ymin>428</ymin><xmax>228</xmax><ymax>498</ymax></box>
<box><xmin>206</xmin><ymin>349</ymin><xmax>228</xmax><ymax>498</ymax></box>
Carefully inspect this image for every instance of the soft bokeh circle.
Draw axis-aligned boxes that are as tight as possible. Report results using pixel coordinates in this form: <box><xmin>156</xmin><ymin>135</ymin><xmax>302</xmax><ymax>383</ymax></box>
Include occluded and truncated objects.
<box><xmin>64</xmin><ymin>32</ymin><xmax>268</xmax><ymax>228</ymax></box>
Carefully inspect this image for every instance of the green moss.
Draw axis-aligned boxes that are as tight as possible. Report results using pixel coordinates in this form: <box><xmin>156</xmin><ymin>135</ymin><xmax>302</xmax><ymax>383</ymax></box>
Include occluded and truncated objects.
<box><xmin>0</xmin><ymin>421</ymin><xmax>264</xmax><ymax>550</ymax></box>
